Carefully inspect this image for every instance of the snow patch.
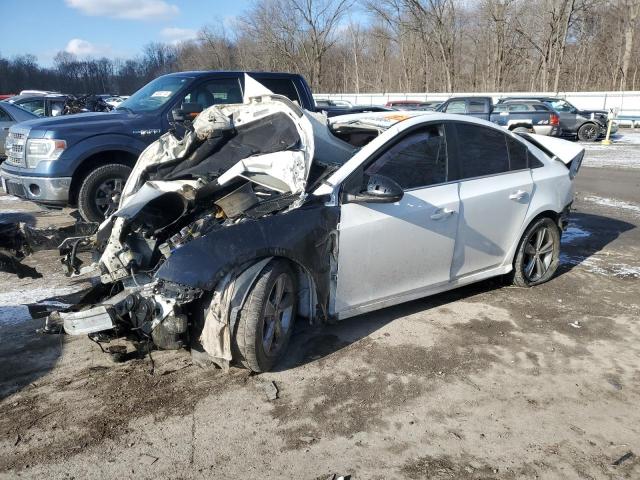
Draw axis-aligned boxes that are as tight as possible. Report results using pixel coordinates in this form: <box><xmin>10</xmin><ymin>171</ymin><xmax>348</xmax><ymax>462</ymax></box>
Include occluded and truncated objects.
<box><xmin>583</xmin><ymin>195</ymin><xmax>640</xmax><ymax>214</ymax></box>
<box><xmin>0</xmin><ymin>287</ymin><xmax>76</xmax><ymax>326</ymax></box>
<box><xmin>561</xmin><ymin>253</ymin><xmax>640</xmax><ymax>278</ymax></box>
<box><xmin>0</xmin><ymin>195</ymin><xmax>21</xmax><ymax>202</ymax></box>
<box><xmin>561</xmin><ymin>225</ymin><xmax>591</xmax><ymax>244</ymax></box>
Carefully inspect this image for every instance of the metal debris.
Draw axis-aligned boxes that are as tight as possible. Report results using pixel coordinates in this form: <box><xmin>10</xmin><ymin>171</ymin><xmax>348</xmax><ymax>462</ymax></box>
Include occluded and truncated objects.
<box><xmin>612</xmin><ymin>451</ymin><xmax>634</xmax><ymax>466</ymax></box>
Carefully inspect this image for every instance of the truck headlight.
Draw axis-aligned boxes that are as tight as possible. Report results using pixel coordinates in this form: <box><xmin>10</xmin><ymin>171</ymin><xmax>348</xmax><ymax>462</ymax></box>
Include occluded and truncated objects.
<box><xmin>25</xmin><ymin>139</ymin><xmax>66</xmax><ymax>168</ymax></box>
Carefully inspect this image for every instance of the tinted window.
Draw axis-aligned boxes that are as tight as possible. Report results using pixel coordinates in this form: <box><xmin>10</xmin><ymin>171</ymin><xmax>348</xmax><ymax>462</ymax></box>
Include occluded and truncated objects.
<box><xmin>182</xmin><ymin>78</ymin><xmax>243</xmax><ymax>109</ymax></box>
<box><xmin>0</xmin><ymin>106</ymin><xmax>11</xmax><ymax>121</ymax></box>
<box><xmin>365</xmin><ymin>124</ymin><xmax>447</xmax><ymax>189</ymax></box>
<box><xmin>254</xmin><ymin>78</ymin><xmax>301</xmax><ymax>104</ymax></box>
<box><xmin>455</xmin><ymin>123</ymin><xmax>509</xmax><ymax>178</ymax></box>
<box><xmin>445</xmin><ymin>100</ymin><xmax>466</xmax><ymax>113</ymax></box>
<box><xmin>468</xmin><ymin>100</ymin><xmax>487</xmax><ymax>113</ymax></box>
<box><xmin>532</xmin><ymin>104</ymin><xmax>550</xmax><ymax>111</ymax></box>
<box><xmin>507</xmin><ymin>136</ymin><xmax>528</xmax><ymax>170</ymax></box>
<box><xmin>18</xmin><ymin>99</ymin><xmax>45</xmax><ymax>116</ymax></box>
<box><xmin>508</xmin><ymin>103</ymin><xmax>530</xmax><ymax>112</ymax></box>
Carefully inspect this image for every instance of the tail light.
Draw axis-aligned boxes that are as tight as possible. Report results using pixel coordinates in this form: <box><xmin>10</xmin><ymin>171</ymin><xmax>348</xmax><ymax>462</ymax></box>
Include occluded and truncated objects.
<box><xmin>550</xmin><ymin>114</ymin><xmax>560</xmax><ymax>126</ymax></box>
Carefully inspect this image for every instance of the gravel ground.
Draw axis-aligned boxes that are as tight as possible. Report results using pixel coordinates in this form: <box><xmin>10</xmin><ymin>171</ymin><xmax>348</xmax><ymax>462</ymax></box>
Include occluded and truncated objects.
<box><xmin>0</xmin><ymin>131</ymin><xmax>639</xmax><ymax>479</ymax></box>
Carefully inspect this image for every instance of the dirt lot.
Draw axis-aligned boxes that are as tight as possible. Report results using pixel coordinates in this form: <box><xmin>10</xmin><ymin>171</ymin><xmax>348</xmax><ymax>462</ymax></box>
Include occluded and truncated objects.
<box><xmin>1</xmin><ymin>132</ymin><xmax>639</xmax><ymax>479</ymax></box>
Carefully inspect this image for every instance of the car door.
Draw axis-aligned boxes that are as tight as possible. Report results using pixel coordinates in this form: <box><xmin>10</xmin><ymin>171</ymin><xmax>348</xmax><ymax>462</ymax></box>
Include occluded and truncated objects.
<box><xmin>449</xmin><ymin>122</ymin><xmax>533</xmax><ymax>278</ymax></box>
<box><xmin>334</xmin><ymin>123</ymin><xmax>460</xmax><ymax>317</ymax></box>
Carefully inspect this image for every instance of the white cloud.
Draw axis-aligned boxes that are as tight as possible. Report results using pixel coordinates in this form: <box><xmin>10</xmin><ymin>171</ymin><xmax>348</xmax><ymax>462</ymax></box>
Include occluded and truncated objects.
<box><xmin>160</xmin><ymin>27</ymin><xmax>198</xmax><ymax>44</ymax></box>
<box><xmin>65</xmin><ymin>0</ymin><xmax>179</xmax><ymax>20</ymax></box>
<box><xmin>64</xmin><ymin>38</ymin><xmax>112</xmax><ymax>57</ymax></box>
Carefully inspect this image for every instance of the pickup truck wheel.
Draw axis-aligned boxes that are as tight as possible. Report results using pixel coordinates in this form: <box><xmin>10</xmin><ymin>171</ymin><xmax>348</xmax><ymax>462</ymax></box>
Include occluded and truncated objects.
<box><xmin>77</xmin><ymin>164</ymin><xmax>131</xmax><ymax>222</ymax></box>
<box><xmin>577</xmin><ymin>123</ymin><xmax>599</xmax><ymax>142</ymax></box>
<box><xmin>232</xmin><ymin>260</ymin><xmax>297</xmax><ymax>372</ymax></box>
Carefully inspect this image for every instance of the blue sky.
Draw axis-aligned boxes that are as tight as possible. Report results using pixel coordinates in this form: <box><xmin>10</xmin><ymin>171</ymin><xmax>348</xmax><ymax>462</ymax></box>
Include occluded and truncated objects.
<box><xmin>0</xmin><ymin>0</ymin><xmax>252</xmax><ymax>65</ymax></box>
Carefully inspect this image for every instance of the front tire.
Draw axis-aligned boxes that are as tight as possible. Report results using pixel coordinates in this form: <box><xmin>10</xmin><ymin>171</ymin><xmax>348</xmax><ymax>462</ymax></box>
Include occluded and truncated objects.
<box><xmin>577</xmin><ymin>123</ymin><xmax>599</xmax><ymax>142</ymax></box>
<box><xmin>511</xmin><ymin>217</ymin><xmax>561</xmax><ymax>287</ymax></box>
<box><xmin>77</xmin><ymin>164</ymin><xmax>131</xmax><ymax>222</ymax></box>
<box><xmin>232</xmin><ymin>260</ymin><xmax>297</xmax><ymax>372</ymax></box>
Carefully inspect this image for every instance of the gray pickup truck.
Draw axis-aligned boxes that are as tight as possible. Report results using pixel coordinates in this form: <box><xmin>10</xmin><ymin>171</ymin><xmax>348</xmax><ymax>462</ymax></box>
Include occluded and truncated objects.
<box><xmin>436</xmin><ymin>97</ymin><xmax>561</xmax><ymax>136</ymax></box>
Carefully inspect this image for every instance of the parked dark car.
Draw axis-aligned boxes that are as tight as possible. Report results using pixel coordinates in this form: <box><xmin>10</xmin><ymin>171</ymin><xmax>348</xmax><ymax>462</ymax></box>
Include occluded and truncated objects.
<box><xmin>0</xmin><ymin>71</ymin><xmax>318</xmax><ymax>222</ymax></box>
<box><xmin>497</xmin><ymin>97</ymin><xmax>616</xmax><ymax>141</ymax></box>
<box><xmin>6</xmin><ymin>93</ymin><xmax>69</xmax><ymax>117</ymax></box>
<box><xmin>316</xmin><ymin>100</ymin><xmax>395</xmax><ymax>117</ymax></box>
<box><xmin>0</xmin><ymin>102</ymin><xmax>39</xmax><ymax>161</ymax></box>
<box><xmin>436</xmin><ymin>97</ymin><xmax>561</xmax><ymax>136</ymax></box>
<box><xmin>385</xmin><ymin>100</ymin><xmax>442</xmax><ymax>110</ymax></box>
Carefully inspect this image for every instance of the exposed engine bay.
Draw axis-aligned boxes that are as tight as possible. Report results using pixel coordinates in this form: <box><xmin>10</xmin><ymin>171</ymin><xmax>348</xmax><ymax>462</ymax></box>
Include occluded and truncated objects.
<box><xmin>51</xmin><ymin>81</ymin><xmax>374</xmax><ymax>368</ymax></box>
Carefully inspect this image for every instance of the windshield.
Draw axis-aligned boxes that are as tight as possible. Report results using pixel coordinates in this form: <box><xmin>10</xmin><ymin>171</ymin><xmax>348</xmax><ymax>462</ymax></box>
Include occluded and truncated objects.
<box><xmin>548</xmin><ymin>99</ymin><xmax>575</xmax><ymax>113</ymax></box>
<box><xmin>117</xmin><ymin>76</ymin><xmax>191</xmax><ymax>113</ymax></box>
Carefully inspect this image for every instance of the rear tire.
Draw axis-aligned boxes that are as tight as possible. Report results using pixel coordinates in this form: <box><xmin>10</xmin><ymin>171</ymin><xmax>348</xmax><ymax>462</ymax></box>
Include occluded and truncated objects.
<box><xmin>77</xmin><ymin>164</ymin><xmax>131</xmax><ymax>222</ymax></box>
<box><xmin>510</xmin><ymin>217</ymin><xmax>561</xmax><ymax>287</ymax></box>
<box><xmin>232</xmin><ymin>260</ymin><xmax>297</xmax><ymax>372</ymax></box>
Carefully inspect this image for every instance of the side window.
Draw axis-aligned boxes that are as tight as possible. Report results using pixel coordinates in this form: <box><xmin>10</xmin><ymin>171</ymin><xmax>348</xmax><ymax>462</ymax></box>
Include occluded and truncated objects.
<box><xmin>506</xmin><ymin>136</ymin><xmax>528</xmax><ymax>170</ymax></box>
<box><xmin>455</xmin><ymin>123</ymin><xmax>509</xmax><ymax>178</ymax></box>
<box><xmin>508</xmin><ymin>104</ymin><xmax>530</xmax><ymax>112</ymax></box>
<box><xmin>254</xmin><ymin>78</ymin><xmax>301</xmax><ymax>104</ymax></box>
<box><xmin>445</xmin><ymin>100</ymin><xmax>466</xmax><ymax>114</ymax></box>
<box><xmin>181</xmin><ymin>78</ymin><xmax>243</xmax><ymax>109</ymax></box>
<box><xmin>532</xmin><ymin>104</ymin><xmax>549</xmax><ymax>111</ymax></box>
<box><xmin>18</xmin><ymin>99</ymin><xmax>45</xmax><ymax>116</ymax></box>
<box><xmin>0</xmin><ymin>107</ymin><xmax>11</xmax><ymax>121</ymax></box>
<box><xmin>50</xmin><ymin>100</ymin><xmax>65</xmax><ymax>117</ymax></box>
<box><xmin>365</xmin><ymin>124</ymin><xmax>447</xmax><ymax>190</ymax></box>
<box><xmin>493</xmin><ymin>104</ymin><xmax>508</xmax><ymax>113</ymax></box>
<box><xmin>468</xmin><ymin>100</ymin><xmax>487</xmax><ymax>113</ymax></box>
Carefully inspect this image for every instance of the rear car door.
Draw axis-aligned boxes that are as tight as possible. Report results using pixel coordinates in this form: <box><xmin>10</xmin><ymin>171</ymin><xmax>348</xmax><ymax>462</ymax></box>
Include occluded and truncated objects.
<box><xmin>450</xmin><ymin>122</ymin><xmax>533</xmax><ymax>278</ymax></box>
<box><xmin>335</xmin><ymin>123</ymin><xmax>460</xmax><ymax>316</ymax></box>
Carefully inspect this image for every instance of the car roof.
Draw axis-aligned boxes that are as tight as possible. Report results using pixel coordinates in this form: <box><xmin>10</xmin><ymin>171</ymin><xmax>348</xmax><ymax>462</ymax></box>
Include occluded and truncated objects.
<box><xmin>9</xmin><ymin>93</ymin><xmax>67</xmax><ymax>102</ymax></box>
<box><xmin>161</xmin><ymin>70</ymin><xmax>304</xmax><ymax>80</ymax></box>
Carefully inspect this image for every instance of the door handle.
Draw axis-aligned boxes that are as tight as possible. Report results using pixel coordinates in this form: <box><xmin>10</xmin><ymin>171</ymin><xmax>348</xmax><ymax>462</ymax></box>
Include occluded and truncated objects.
<box><xmin>509</xmin><ymin>190</ymin><xmax>527</xmax><ymax>200</ymax></box>
<box><xmin>430</xmin><ymin>208</ymin><xmax>456</xmax><ymax>220</ymax></box>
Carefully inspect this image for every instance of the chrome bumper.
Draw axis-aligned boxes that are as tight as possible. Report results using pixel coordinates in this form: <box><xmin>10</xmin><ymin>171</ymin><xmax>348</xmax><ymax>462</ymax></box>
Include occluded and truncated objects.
<box><xmin>0</xmin><ymin>169</ymin><xmax>71</xmax><ymax>203</ymax></box>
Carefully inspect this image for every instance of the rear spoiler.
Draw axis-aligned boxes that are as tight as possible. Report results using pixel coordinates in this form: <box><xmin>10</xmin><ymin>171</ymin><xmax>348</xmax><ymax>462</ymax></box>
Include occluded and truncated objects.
<box><xmin>517</xmin><ymin>133</ymin><xmax>585</xmax><ymax>178</ymax></box>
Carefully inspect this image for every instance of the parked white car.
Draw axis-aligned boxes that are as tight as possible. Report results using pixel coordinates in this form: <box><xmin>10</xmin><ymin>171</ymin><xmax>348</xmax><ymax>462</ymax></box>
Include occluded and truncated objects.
<box><xmin>54</xmin><ymin>94</ymin><xmax>583</xmax><ymax>372</ymax></box>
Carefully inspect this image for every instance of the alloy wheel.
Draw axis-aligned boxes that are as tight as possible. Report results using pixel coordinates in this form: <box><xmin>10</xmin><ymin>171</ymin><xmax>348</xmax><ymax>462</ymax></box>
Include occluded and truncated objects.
<box><xmin>523</xmin><ymin>226</ymin><xmax>555</xmax><ymax>282</ymax></box>
<box><xmin>262</xmin><ymin>273</ymin><xmax>295</xmax><ymax>356</ymax></box>
<box><xmin>581</xmin><ymin>124</ymin><xmax>598</xmax><ymax>141</ymax></box>
<box><xmin>94</xmin><ymin>177</ymin><xmax>124</xmax><ymax>217</ymax></box>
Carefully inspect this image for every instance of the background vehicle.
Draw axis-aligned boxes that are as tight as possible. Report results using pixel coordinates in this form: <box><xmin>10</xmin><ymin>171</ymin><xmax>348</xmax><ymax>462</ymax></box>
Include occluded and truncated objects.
<box><xmin>0</xmin><ymin>71</ymin><xmax>318</xmax><ymax>222</ymax></box>
<box><xmin>316</xmin><ymin>99</ymin><xmax>394</xmax><ymax>117</ymax></box>
<box><xmin>6</xmin><ymin>93</ymin><xmax>69</xmax><ymax>117</ymax></box>
<box><xmin>497</xmin><ymin>96</ymin><xmax>617</xmax><ymax>141</ymax></box>
<box><xmin>0</xmin><ymin>102</ymin><xmax>38</xmax><ymax>161</ymax></box>
<box><xmin>385</xmin><ymin>100</ymin><xmax>442</xmax><ymax>110</ymax></box>
<box><xmin>436</xmin><ymin>97</ymin><xmax>561</xmax><ymax>135</ymax></box>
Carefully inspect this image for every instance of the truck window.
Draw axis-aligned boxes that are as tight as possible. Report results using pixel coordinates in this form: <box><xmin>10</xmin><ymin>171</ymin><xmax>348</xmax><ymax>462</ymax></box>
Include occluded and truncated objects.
<box><xmin>18</xmin><ymin>99</ymin><xmax>45</xmax><ymax>116</ymax></box>
<box><xmin>50</xmin><ymin>100</ymin><xmax>65</xmax><ymax>116</ymax></box>
<box><xmin>508</xmin><ymin>104</ymin><xmax>530</xmax><ymax>112</ymax></box>
<box><xmin>445</xmin><ymin>100</ymin><xmax>466</xmax><ymax>114</ymax></box>
<box><xmin>253</xmin><ymin>78</ymin><xmax>301</xmax><ymax>105</ymax></box>
<box><xmin>467</xmin><ymin>100</ymin><xmax>486</xmax><ymax>113</ymax></box>
<box><xmin>0</xmin><ymin>107</ymin><xmax>11</xmax><ymax>121</ymax></box>
<box><xmin>181</xmin><ymin>78</ymin><xmax>243</xmax><ymax>109</ymax></box>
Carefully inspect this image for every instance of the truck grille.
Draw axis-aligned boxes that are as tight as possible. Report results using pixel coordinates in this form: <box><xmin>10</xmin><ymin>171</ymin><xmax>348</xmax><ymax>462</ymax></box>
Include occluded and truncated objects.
<box><xmin>4</xmin><ymin>128</ymin><xmax>29</xmax><ymax>167</ymax></box>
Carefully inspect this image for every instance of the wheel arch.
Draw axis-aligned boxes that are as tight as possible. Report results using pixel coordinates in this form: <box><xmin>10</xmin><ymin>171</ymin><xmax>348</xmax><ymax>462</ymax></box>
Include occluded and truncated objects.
<box><xmin>69</xmin><ymin>150</ymin><xmax>138</xmax><ymax>206</ymax></box>
<box><xmin>228</xmin><ymin>255</ymin><xmax>319</xmax><ymax>328</ymax></box>
<box><xmin>503</xmin><ymin>208</ymin><xmax>562</xmax><ymax>269</ymax></box>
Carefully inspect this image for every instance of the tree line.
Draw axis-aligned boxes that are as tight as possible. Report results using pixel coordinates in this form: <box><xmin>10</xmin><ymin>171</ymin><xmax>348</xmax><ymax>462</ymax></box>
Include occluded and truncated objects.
<box><xmin>1</xmin><ymin>0</ymin><xmax>639</xmax><ymax>96</ymax></box>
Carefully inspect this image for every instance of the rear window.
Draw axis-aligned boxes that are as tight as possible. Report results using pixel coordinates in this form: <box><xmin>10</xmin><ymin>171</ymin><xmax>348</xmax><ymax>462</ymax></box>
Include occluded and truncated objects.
<box><xmin>468</xmin><ymin>100</ymin><xmax>487</xmax><ymax>113</ymax></box>
<box><xmin>253</xmin><ymin>78</ymin><xmax>301</xmax><ymax>105</ymax></box>
<box><xmin>455</xmin><ymin>123</ymin><xmax>509</xmax><ymax>178</ymax></box>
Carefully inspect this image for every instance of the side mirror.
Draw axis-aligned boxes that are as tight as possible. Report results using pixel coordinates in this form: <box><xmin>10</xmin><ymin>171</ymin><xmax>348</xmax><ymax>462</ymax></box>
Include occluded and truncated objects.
<box><xmin>171</xmin><ymin>102</ymin><xmax>203</xmax><ymax>122</ymax></box>
<box><xmin>345</xmin><ymin>174</ymin><xmax>404</xmax><ymax>204</ymax></box>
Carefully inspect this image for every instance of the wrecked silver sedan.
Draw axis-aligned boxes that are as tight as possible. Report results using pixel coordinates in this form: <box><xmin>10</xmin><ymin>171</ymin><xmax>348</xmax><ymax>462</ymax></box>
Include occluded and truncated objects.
<box><xmin>54</xmin><ymin>80</ymin><xmax>582</xmax><ymax>372</ymax></box>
